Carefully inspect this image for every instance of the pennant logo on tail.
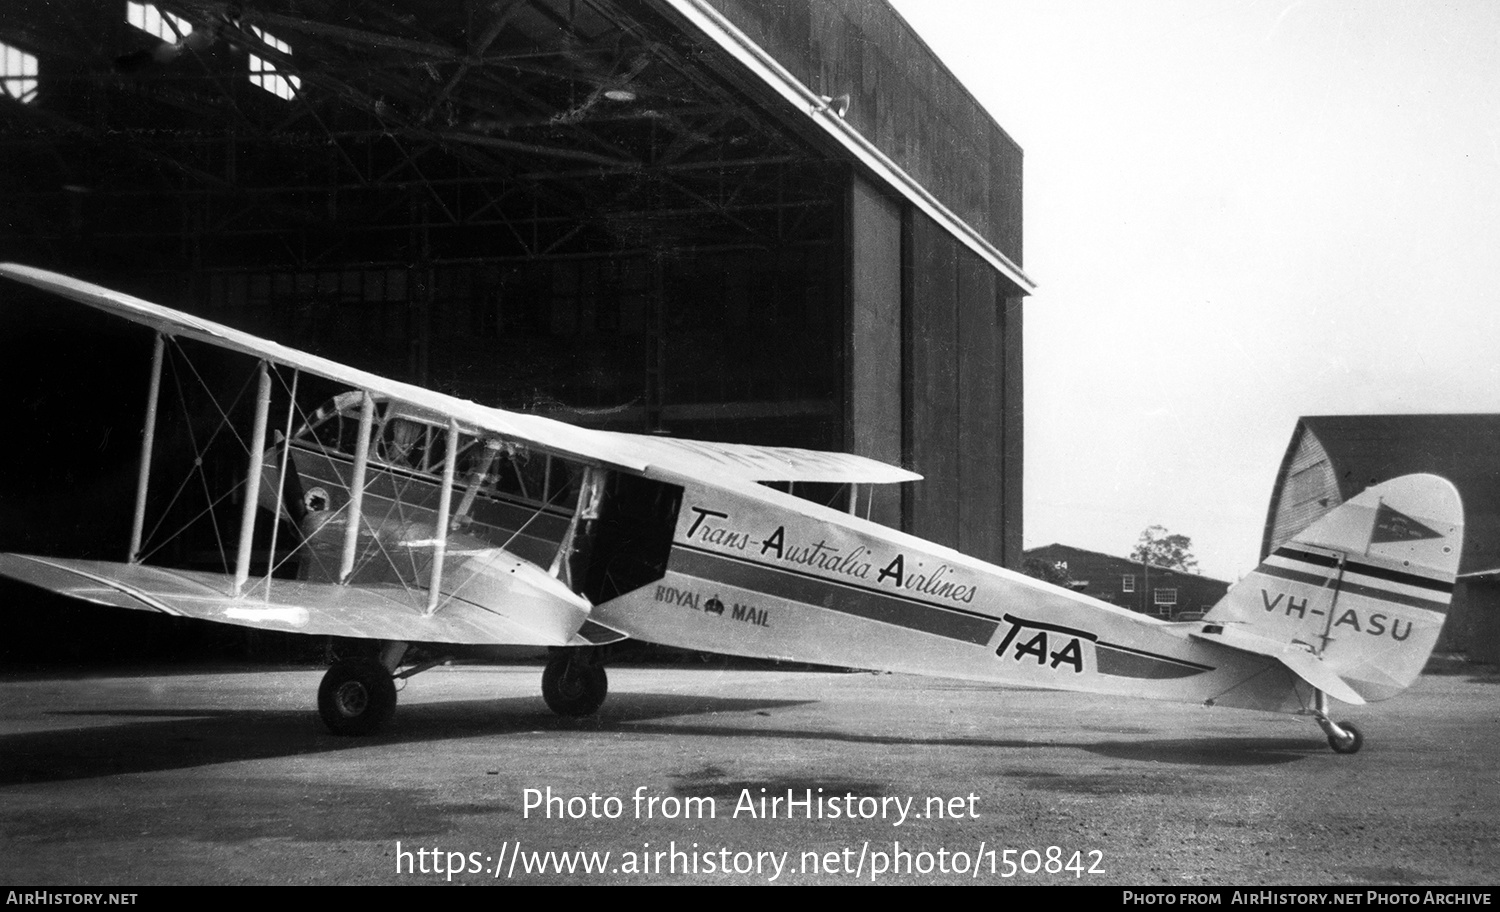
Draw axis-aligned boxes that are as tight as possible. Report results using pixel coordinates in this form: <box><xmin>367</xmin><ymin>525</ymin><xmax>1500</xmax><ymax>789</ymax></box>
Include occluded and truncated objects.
<box><xmin>1371</xmin><ymin>502</ymin><xmax>1443</xmax><ymax>543</ymax></box>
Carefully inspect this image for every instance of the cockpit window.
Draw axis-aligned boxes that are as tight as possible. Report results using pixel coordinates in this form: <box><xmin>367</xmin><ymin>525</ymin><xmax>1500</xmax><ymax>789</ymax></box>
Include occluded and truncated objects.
<box><xmin>293</xmin><ymin>395</ymin><xmax>579</xmax><ymax>511</ymax></box>
<box><xmin>458</xmin><ymin>438</ymin><xmax>579</xmax><ymax>511</ymax></box>
<box><xmin>299</xmin><ymin>398</ymin><xmax>380</xmax><ymax>458</ymax></box>
<box><xmin>378</xmin><ymin>417</ymin><xmax>432</xmax><ymax>471</ymax></box>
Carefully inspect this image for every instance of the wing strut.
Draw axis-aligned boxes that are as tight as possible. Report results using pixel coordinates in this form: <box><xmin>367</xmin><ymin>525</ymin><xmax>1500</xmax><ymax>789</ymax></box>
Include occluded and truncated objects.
<box><xmin>338</xmin><ymin>391</ymin><xmax>376</xmax><ymax>584</ymax></box>
<box><xmin>128</xmin><ymin>332</ymin><xmax>166</xmax><ymax>564</ymax></box>
<box><xmin>232</xmin><ymin>360</ymin><xmax>272</xmax><ymax>597</ymax></box>
<box><xmin>261</xmin><ymin>367</ymin><xmax>301</xmax><ymax>600</ymax></box>
<box><xmin>424</xmin><ymin>418</ymin><xmax>460</xmax><ymax>616</ymax></box>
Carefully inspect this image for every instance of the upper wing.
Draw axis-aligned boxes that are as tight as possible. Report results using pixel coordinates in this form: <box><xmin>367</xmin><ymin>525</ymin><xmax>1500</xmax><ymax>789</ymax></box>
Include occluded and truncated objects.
<box><xmin>601</xmin><ymin>434</ymin><xmax>920</xmax><ymax>485</ymax></box>
<box><xmin>0</xmin><ymin>263</ymin><xmax>917</xmax><ymax>487</ymax></box>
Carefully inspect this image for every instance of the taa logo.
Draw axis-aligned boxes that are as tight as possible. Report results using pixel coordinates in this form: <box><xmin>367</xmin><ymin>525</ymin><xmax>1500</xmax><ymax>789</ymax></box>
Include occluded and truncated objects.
<box><xmin>994</xmin><ymin>614</ymin><xmax>1091</xmax><ymax>674</ymax></box>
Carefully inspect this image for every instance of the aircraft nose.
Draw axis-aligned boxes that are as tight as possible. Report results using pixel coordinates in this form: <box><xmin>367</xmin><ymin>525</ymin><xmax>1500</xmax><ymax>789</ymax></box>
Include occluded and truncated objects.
<box><xmin>443</xmin><ymin>548</ymin><xmax>593</xmax><ymax>645</ymax></box>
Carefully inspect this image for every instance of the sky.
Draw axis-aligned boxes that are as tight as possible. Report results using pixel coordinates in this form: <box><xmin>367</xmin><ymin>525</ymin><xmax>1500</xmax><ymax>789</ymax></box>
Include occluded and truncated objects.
<box><xmin>888</xmin><ymin>0</ymin><xmax>1500</xmax><ymax>581</ymax></box>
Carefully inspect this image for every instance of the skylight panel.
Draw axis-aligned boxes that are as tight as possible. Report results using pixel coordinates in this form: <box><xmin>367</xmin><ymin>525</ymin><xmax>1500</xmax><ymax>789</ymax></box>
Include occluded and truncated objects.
<box><xmin>1</xmin><ymin>43</ymin><xmax>38</xmax><ymax>103</ymax></box>
<box><xmin>248</xmin><ymin>26</ymin><xmax>299</xmax><ymax>100</ymax></box>
<box><xmin>126</xmin><ymin>2</ymin><xmax>193</xmax><ymax>43</ymax></box>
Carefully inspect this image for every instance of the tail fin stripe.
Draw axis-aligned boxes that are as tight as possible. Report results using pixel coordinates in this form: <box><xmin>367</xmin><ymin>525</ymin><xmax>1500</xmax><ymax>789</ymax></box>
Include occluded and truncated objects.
<box><xmin>1273</xmin><ymin>546</ymin><xmax>1340</xmax><ymax>569</ymax></box>
<box><xmin>1268</xmin><ymin>549</ymin><xmax>1455</xmax><ymax>593</ymax></box>
<box><xmin>1255</xmin><ymin>563</ymin><xmax>1338</xmax><ymax>590</ymax></box>
<box><xmin>1256</xmin><ymin>563</ymin><xmax>1451</xmax><ymax>614</ymax></box>
<box><xmin>1254</xmin><ymin>564</ymin><xmax>1452</xmax><ymax>612</ymax></box>
<box><xmin>1340</xmin><ymin>562</ymin><xmax>1454</xmax><ymax>593</ymax></box>
<box><xmin>1329</xmin><ymin>580</ymin><xmax>1449</xmax><ymax>614</ymax></box>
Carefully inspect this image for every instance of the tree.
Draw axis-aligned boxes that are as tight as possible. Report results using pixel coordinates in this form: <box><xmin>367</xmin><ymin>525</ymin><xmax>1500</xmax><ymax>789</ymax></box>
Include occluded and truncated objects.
<box><xmin>1130</xmin><ymin>525</ymin><xmax>1199</xmax><ymax>574</ymax></box>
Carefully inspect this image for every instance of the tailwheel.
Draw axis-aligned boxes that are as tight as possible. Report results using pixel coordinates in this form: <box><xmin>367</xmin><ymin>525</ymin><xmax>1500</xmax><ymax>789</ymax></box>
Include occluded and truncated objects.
<box><xmin>1311</xmin><ymin>689</ymin><xmax>1363</xmax><ymax>755</ymax></box>
<box><xmin>542</xmin><ymin>652</ymin><xmax>608</xmax><ymax>717</ymax></box>
<box><xmin>1326</xmin><ymin>720</ymin><xmax>1363</xmax><ymax>755</ymax></box>
<box><xmin>318</xmin><ymin>659</ymin><xmax>397</xmax><ymax>735</ymax></box>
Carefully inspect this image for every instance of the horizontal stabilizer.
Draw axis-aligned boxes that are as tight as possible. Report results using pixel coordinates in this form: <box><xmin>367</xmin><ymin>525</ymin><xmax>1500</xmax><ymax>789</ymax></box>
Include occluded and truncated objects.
<box><xmin>1191</xmin><ymin>623</ymin><xmax>1366</xmax><ymax>704</ymax></box>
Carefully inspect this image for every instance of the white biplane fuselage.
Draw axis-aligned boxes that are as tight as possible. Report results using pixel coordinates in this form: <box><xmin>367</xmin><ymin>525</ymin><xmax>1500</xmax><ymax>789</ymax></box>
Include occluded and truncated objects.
<box><xmin>0</xmin><ymin>263</ymin><xmax>1466</xmax><ymax>752</ymax></box>
<box><xmin>273</xmin><ymin>391</ymin><xmax>1287</xmax><ymax>713</ymax></box>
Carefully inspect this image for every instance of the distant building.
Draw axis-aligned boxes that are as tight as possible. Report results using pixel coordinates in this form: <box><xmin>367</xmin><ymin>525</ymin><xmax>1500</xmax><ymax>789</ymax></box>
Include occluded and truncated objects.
<box><xmin>1023</xmin><ymin>544</ymin><xmax>1230</xmax><ymax>619</ymax></box>
<box><xmin>1263</xmin><ymin>415</ymin><xmax>1500</xmax><ymax>662</ymax></box>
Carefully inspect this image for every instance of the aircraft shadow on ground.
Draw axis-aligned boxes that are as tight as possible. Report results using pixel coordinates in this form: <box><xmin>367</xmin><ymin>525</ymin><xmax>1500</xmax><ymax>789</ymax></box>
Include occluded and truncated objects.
<box><xmin>1083</xmin><ymin>737</ymin><xmax>1317</xmax><ymax>766</ymax></box>
<box><xmin>1</xmin><ymin>693</ymin><xmax>1318</xmax><ymax>786</ymax></box>
<box><xmin>0</xmin><ymin>692</ymin><xmax>813</xmax><ymax>785</ymax></box>
<box><xmin>615</xmin><ymin>719</ymin><xmax>1320</xmax><ymax>767</ymax></box>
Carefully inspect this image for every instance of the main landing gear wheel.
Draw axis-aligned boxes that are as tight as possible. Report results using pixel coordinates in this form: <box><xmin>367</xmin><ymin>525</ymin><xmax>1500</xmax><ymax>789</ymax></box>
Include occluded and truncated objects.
<box><xmin>1327</xmin><ymin>720</ymin><xmax>1363</xmax><ymax>755</ymax></box>
<box><xmin>318</xmin><ymin>660</ymin><xmax>397</xmax><ymax>735</ymax></box>
<box><xmin>542</xmin><ymin>653</ymin><xmax>608</xmax><ymax>717</ymax></box>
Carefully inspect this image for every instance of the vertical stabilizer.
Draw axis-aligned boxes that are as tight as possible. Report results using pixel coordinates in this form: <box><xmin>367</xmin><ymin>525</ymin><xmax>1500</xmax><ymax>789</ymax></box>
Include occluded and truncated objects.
<box><xmin>1203</xmin><ymin>474</ymin><xmax>1463</xmax><ymax>702</ymax></box>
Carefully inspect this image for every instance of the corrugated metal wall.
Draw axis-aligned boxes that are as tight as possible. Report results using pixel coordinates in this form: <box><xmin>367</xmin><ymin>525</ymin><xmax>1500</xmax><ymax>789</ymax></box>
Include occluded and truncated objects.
<box><xmin>903</xmin><ymin>211</ymin><xmax>1022</xmax><ymax>567</ymax></box>
<box><xmin>680</xmin><ymin>0</ymin><xmax>1028</xmax><ymax>568</ymax></box>
<box><xmin>906</xmin><ymin>211</ymin><xmax>960</xmax><ymax>548</ymax></box>
<box><xmin>705</xmin><ymin>0</ymin><xmax>1024</xmax><ymax>264</ymax></box>
<box><xmin>1266</xmin><ymin>426</ymin><xmax>1338</xmax><ymax>553</ymax></box>
<box><xmin>848</xmin><ymin>177</ymin><xmax>905</xmax><ymax>529</ymax></box>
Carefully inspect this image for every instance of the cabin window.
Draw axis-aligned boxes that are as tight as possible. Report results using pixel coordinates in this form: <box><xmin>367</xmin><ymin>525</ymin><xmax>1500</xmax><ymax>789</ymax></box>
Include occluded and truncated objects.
<box><xmin>465</xmin><ymin>439</ymin><xmax>580</xmax><ymax>512</ymax></box>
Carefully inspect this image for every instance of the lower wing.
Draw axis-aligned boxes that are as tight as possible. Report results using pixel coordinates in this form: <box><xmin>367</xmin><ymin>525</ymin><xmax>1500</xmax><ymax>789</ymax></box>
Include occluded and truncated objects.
<box><xmin>0</xmin><ymin>552</ymin><xmax>618</xmax><ymax>647</ymax></box>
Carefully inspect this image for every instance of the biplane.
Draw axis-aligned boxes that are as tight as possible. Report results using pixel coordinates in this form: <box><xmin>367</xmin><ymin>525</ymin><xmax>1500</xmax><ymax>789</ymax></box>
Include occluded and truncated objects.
<box><xmin>0</xmin><ymin>263</ymin><xmax>1464</xmax><ymax>753</ymax></box>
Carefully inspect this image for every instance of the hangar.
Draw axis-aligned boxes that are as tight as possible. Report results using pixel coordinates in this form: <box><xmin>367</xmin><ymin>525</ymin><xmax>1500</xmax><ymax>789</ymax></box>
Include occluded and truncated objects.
<box><xmin>1263</xmin><ymin>415</ymin><xmax>1500</xmax><ymax>663</ymax></box>
<box><xmin>0</xmin><ymin>0</ymin><xmax>1029</xmax><ymax>630</ymax></box>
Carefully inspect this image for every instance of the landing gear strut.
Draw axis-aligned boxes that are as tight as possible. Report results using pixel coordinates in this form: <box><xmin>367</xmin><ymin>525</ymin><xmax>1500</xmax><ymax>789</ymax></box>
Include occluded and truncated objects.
<box><xmin>1311</xmin><ymin>689</ymin><xmax>1363</xmax><ymax>754</ymax></box>
<box><xmin>542</xmin><ymin>649</ymin><xmax>608</xmax><ymax>717</ymax></box>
